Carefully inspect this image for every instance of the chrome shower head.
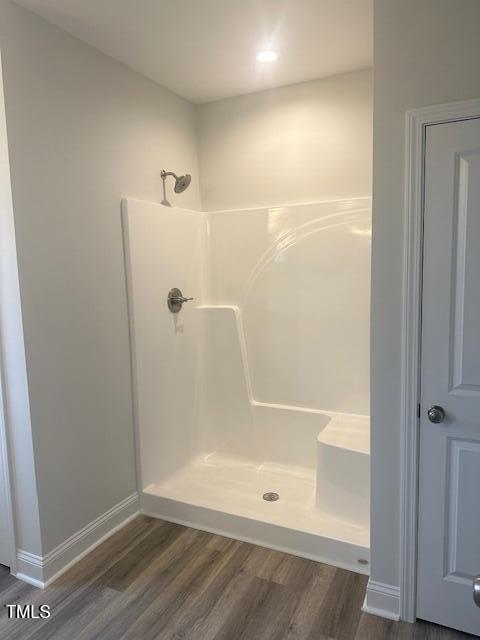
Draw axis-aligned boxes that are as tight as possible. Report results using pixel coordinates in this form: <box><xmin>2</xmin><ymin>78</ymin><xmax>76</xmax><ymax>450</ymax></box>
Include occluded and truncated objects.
<box><xmin>161</xmin><ymin>169</ymin><xmax>192</xmax><ymax>199</ymax></box>
<box><xmin>174</xmin><ymin>173</ymin><xmax>191</xmax><ymax>193</ymax></box>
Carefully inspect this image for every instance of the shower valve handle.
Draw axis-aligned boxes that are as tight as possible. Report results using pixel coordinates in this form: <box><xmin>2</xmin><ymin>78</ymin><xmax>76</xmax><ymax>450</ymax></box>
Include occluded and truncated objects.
<box><xmin>167</xmin><ymin>288</ymin><xmax>194</xmax><ymax>313</ymax></box>
<box><xmin>170</xmin><ymin>296</ymin><xmax>194</xmax><ymax>304</ymax></box>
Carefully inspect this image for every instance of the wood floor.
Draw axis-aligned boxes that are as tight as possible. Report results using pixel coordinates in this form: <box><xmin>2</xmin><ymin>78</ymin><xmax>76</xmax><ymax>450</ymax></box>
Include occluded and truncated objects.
<box><xmin>0</xmin><ymin>516</ymin><xmax>475</xmax><ymax>639</ymax></box>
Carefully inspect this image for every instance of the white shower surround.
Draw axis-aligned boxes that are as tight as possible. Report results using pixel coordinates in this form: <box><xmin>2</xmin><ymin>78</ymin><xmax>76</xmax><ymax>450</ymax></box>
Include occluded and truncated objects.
<box><xmin>123</xmin><ymin>196</ymin><xmax>371</xmax><ymax>573</ymax></box>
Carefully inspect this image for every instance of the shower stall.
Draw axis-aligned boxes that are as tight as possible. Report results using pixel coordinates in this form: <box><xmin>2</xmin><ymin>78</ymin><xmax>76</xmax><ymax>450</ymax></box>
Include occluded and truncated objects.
<box><xmin>123</xmin><ymin>195</ymin><xmax>371</xmax><ymax>573</ymax></box>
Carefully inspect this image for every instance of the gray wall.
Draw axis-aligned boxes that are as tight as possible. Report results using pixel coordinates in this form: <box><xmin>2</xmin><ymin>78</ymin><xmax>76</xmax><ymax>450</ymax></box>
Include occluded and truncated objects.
<box><xmin>0</xmin><ymin>0</ymin><xmax>200</xmax><ymax>554</ymax></box>
<box><xmin>198</xmin><ymin>69</ymin><xmax>372</xmax><ymax>211</ymax></box>
<box><xmin>372</xmin><ymin>0</ymin><xmax>480</xmax><ymax>589</ymax></box>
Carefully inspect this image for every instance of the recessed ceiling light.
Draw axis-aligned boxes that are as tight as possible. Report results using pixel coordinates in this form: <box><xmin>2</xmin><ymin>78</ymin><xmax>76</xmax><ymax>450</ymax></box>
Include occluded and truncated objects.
<box><xmin>256</xmin><ymin>50</ymin><xmax>278</xmax><ymax>62</ymax></box>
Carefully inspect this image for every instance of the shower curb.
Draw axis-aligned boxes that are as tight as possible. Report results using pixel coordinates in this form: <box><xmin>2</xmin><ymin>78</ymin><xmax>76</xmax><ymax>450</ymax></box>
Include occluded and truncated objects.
<box><xmin>141</xmin><ymin>491</ymin><xmax>369</xmax><ymax>576</ymax></box>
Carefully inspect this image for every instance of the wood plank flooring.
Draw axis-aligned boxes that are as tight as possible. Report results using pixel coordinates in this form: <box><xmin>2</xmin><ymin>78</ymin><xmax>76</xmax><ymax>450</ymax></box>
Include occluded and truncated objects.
<box><xmin>0</xmin><ymin>516</ymin><xmax>475</xmax><ymax>639</ymax></box>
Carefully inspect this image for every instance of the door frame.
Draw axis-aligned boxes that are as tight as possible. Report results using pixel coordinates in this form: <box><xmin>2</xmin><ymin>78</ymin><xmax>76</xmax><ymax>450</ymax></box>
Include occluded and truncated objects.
<box><xmin>0</xmin><ymin>49</ymin><xmax>18</xmax><ymax>574</ymax></box>
<box><xmin>0</xmin><ymin>370</ymin><xmax>16</xmax><ymax>572</ymax></box>
<box><xmin>400</xmin><ymin>97</ymin><xmax>480</xmax><ymax>622</ymax></box>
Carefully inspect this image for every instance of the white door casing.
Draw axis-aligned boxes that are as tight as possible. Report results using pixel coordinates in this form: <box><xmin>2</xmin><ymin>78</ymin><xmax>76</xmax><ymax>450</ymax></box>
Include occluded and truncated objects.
<box><xmin>416</xmin><ymin>116</ymin><xmax>480</xmax><ymax>635</ymax></box>
<box><xmin>0</xmin><ymin>458</ymin><xmax>10</xmax><ymax>566</ymax></box>
<box><xmin>0</xmin><ymin>389</ymin><xmax>12</xmax><ymax>567</ymax></box>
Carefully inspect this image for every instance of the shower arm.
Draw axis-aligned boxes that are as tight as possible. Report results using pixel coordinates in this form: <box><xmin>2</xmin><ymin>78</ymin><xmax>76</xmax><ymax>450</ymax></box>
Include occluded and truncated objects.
<box><xmin>161</xmin><ymin>170</ymin><xmax>179</xmax><ymax>180</ymax></box>
<box><xmin>160</xmin><ymin>170</ymin><xmax>174</xmax><ymax>206</ymax></box>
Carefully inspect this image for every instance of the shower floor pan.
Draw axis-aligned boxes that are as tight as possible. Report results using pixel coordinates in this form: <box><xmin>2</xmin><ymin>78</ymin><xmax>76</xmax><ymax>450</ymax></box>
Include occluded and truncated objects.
<box><xmin>141</xmin><ymin>452</ymin><xmax>370</xmax><ymax>574</ymax></box>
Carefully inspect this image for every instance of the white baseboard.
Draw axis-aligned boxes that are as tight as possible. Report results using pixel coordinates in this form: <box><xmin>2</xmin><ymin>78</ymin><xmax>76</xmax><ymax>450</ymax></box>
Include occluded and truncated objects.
<box><xmin>16</xmin><ymin>551</ymin><xmax>44</xmax><ymax>588</ymax></box>
<box><xmin>15</xmin><ymin>492</ymin><xmax>139</xmax><ymax>588</ymax></box>
<box><xmin>362</xmin><ymin>579</ymin><xmax>401</xmax><ymax>621</ymax></box>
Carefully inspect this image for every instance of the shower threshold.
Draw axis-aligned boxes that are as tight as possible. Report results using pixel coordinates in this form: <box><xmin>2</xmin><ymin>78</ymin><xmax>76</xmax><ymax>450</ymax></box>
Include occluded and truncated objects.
<box><xmin>141</xmin><ymin>453</ymin><xmax>370</xmax><ymax>574</ymax></box>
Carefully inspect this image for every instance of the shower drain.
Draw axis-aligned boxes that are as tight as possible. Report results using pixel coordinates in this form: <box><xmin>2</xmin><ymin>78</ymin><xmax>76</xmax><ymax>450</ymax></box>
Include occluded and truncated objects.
<box><xmin>262</xmin><ymin>492</ymin><xmax>279</xmax><ymax>502</ymax></box>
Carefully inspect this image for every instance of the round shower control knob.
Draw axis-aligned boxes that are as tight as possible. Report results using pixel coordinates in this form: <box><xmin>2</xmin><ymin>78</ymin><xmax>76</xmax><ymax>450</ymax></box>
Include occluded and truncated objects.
<box><xmin>427</xmin><ymin>405</ymin><xmax>445</xmax><ymax>424</ymax></box>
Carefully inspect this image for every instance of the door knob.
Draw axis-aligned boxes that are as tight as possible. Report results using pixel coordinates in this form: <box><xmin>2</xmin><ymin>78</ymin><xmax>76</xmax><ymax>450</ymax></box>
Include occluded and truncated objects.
<box><xmin>474</xmin><ymin>576</ymin><xmax>480</xmax><ymax>607</ymax></box>
<box><xmin>427</xmin><ymin>405</ymin><xmax>445</xmax><ymax>424</ymax></box>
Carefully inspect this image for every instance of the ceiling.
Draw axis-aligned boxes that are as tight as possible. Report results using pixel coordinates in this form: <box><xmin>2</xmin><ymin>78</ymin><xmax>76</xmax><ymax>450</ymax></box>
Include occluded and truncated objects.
<box><xmin>16</xmin><ymin>0</ymin><xmax>373</xmax><ymax>104</ymax></box>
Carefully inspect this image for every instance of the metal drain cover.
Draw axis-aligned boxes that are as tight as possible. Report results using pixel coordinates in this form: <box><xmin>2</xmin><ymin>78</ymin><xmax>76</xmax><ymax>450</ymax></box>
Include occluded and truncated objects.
<box><xmin>263</xmin><ymin>492</ymin><xmax>279</xmax><ymax>502</ymax></box>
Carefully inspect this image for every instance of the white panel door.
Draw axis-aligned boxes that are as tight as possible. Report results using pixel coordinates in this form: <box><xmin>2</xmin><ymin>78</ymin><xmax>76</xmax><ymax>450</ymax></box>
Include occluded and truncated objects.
<box><xmin>417</xmin><ymin>117</ymin><xmax>480</xmax><ymax>635</ymax></box>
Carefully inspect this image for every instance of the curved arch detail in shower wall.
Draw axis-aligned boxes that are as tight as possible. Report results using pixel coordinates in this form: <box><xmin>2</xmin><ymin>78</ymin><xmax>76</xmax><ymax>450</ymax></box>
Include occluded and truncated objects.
<box><xmin>205</xmin><ymin>197</ymin><xmax>372</xmax><ymax>416</ymax></box>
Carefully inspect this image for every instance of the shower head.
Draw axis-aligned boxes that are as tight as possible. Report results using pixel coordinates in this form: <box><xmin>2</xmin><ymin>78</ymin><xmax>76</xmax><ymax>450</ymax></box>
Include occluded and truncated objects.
<box><xmin>174</xmin><ymin>173</ymin><xmax>191</xmax><ymax>193</ymax></box>
<box><xmin>160</xmin><ymin>169</ymin><xmax>192</xmax><ymax>201</ymax></box>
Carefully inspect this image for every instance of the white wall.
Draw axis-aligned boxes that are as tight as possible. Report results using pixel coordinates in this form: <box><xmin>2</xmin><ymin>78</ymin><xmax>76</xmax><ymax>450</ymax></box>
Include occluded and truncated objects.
<box><xmin>125</xmin><ymin>198</ymin><xmax>371</xmax><ymax>489</ymax></box>
<box><xmin>207</xmin><ymin>200</ymin><xmax>371</xmax><ymax>415</ymax></box>
<box><xmin>198</xmin><ymin>69</ymin><xmax>372</xmax><ymax>211</ymax></box>
<box><xmin>371</xmin><ymin>0</ymin><xmax>480</xmax><ymax>592</ymax></box>
<box><xmin>123</xmin><ymin>200</ymin><xmax>205</xmax><ymax>489</ymax></box>
<box><xmin>0</xmin><ymin>0</ymin><xmax>201</xmax><ymax>555</ymax></box>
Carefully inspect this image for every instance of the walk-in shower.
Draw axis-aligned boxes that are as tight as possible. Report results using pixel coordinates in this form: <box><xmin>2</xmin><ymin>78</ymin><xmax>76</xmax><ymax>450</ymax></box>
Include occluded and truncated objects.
<box><xmin>122</xmin><ymin>195</ymin><xmax>371</xmax><ymax>573</ymax></box>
